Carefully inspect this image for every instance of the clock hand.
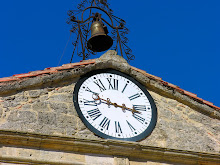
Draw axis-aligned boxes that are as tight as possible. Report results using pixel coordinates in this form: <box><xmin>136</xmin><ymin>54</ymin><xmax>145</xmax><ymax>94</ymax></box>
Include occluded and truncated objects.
<box><xmin>92</xmin><ymin>94</ymin><xmax>141</xmax><ymax>114</ymax></box>
<box><xmin>111</xmin><ymin>101</ymin><xmax>141</xmax><ymax>114</ymax></box>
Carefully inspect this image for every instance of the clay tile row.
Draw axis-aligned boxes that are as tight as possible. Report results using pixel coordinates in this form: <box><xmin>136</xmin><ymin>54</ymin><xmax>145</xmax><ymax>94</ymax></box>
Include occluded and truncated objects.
<box><xmin>0</xmin><ymin>77</ymin><xmax>18</xmax><ymax>83</ymax></box>
<box><xmin>0</xmin><ymin>60</ymin><xmax>96</xmax><ymax>83</ymax></box>
<box><xmin>132</xmin><ymin>66</ymin><xmax>218</xmax><ymax>111</ymax></box>
<box><xmin>0</xmin><ymin>60</ymin><xmax>219</xmax><ymax>111</ymax></box>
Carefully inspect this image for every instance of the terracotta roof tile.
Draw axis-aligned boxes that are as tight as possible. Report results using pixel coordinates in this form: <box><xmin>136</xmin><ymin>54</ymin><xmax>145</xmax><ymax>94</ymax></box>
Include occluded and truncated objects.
<box><xmin>131</xmin><ymin>66</ymin><xmax>147</xmax><ymax>75</ymax></box>
<box><xmin>30</xmin><ymin>70</ymin><xmax>58</xmax><ymax>75</ymax></box>
<box><xmin>183</xmin><ymin>91</ymin><xmax>197</xmax><ymax>98</ymax></box>
<box><xmin>13</xmin><ymin>73</ymin><xmax>35</xmax><ymax>78</ymax></box>
<box><xmin>131</xmin><ymin>66</ymin><xmax>162</xmax><ymax>81</ymax></box>
<box><xmin>203</xmin><ymin>100</ymin><xmax>214</xmax><ymax>106</ymax></box>
<box><xmin>0</xmin><ymin>59</ymin><xmax>219</xmax><ymax>111</ymax></box>
<box><xmin>0</xmin><ymin>77</ymin><xmax>18</xmax><ymax>82</ymax></box>
<box><xmin>175</xmin><ymin>88</ymin><xmax>184</xmax><ymax>93</ymax></box>
<box><xmin>191</xmin><ymin>96</ymin><xmax>204</xmax><ymax>103</ymax></box>
<box><xmin>167</xmin><ymin>83</ymin><xmax>179</xmax><ymax>89</ymax></box>
<box><xmin>130</xmin><ymin>66</ymin><xmax>219</xmax><ymax>111</ymax></box>
<box><xmin>62</xmin><ymin>59</ymin><xmax>95</xmax><ymax>67</ymax></box>
<box><xmin>161</xmin><ymin>80</ymin><xmax>169</xmax><ymax>86</ymax></box>
<box><xmin>212</xmin><ymin>105</ymin><xmax>220</xmax><ymax>111</ymax></box>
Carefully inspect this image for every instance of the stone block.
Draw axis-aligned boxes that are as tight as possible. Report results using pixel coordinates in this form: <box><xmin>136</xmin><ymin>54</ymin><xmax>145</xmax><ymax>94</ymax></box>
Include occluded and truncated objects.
<box><xmin>34</xmin><ymin>124</ymin><xmax>65</xmax><ymax>135</ymax></box>
<box><xmin>57</xmin><ymin>114</ymin><xmax>77</xmax><ymax>129</ymax></box>
<box><xmin>0</xmin><ymin>107</ymin><xmax>2</xmax><ymax>118</ymax></box>
<box><xmin>211</xmin><ymin>125</ymin><xmax>220</xmax><ymax>135</ymax></box>
<box><xmin>49</xmin><ymin>102</ymin><xmax>68</xmax><ymax>114</ymax></box>
<box><xmin>167</xmin><ymin>100</ymin><xmax>178</xmax><ymax>107</ymax></box>
<box><xmin>67</xmin><ymin>103</ymin><xmax>78</xmax><ymax>116</ymax></box>
<box><xmin>3</xmin><ymin>100</ymin><xmax>19</xmax><ymax>108</ymax></box>
<box><xmin>188</xmin><ymin>112</ymin><xmax>211</xmax><ymax>125</ymax></box>
<box><xmin>49</xmin><ymin>94</ymin><xmax>72</xmax><ymax>103</ymax></box>
<box><xmin>8</xmin><ymin>110</ymin><xmax>37</xmax><ymax>123</ymax></box>
<box><xmin>3</xmin><ymin>95</ymin><xmax>28</xmax><ymax>108</ymax></box>
<box><xmin>85</xmin><ymin>154</ymin><xmax>114</xmax><ymax>165</ymax></box>
<box><xmin>130</xmin><ymin>160</ymin><xmax>172</xmax><ymax>165</ymax></box>
<box><xmin>32</xmin><ymin>101</ymin><xmax>49</xmax><ymax>112</ymax></box>
<box><xmin>114</xmin><ymin>157</ymin><xmax>129</xmax><ymax>165</ymax></box>
<box><xmin>38</xmin><ymin>112</ymin><xmax>57</xmax><ymax>126</ymax></box>
<box><xmin>39</xmin><ymin>95</ymin><xmax>49</xmax><ymax>102</ymax></box>
<box><xmin>54</xmin><ymin>85</ymin><xmax>74</xmax><ymax>93</ymax></box>
<box><xmin>28</xmin><ymin>89</ymin><xmax>48</xmax><ymax>98</ymax></box>
<box><xmin>160</xmin><ymin>108</ymin><xmax>173</xmax><ymax>119</ymax></box>
<box><xmin>14</xmin><ymin>94</ymin><xmax>28</xmax><ymax>102</ymax></box>
<box><xmin>3</xmin><ymin>96</ymin><xmax>15</xmax><ymax>101</ymax></box>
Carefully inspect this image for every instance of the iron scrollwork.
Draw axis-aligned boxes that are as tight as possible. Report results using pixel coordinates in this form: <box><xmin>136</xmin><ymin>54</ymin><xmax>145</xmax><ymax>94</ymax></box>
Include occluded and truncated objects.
<box><xmin>67</xmin><ymin>0</ymin><xmax>135</xmax><ymax>62</ymax></box>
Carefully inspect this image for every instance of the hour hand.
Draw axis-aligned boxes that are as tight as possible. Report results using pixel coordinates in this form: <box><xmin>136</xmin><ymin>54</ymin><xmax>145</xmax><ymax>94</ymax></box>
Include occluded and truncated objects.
<box><xmin>92</xmin><ymin>94</ymin><xmax>141</xmax><ymax>114</ymax></box>
<box><xmin>92</xmin><ymin>94</ymin><xmax>108</xmax><ymax>106</ymax></box>
<box><xmin>92</xmin><ymin>93</ymin><xmax>100</xmax><ymax>101</ymax></box>
<box><xmin>92</xmin><ymin>94</ymin><xmax>102</xmax><ymax>105</ymax></box>
<box><xmin>132</xmin><ymin>106</ymin><xmax>141</xmax><ymax>114</ymax></box>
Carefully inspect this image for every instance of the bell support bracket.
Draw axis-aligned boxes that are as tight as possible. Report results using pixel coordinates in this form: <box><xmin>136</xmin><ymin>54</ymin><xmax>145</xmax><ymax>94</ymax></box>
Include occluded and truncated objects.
<box><xmin>67</xmin><ymin>0</ymin><xmax>135</xmax><ymax>62</ymax></box>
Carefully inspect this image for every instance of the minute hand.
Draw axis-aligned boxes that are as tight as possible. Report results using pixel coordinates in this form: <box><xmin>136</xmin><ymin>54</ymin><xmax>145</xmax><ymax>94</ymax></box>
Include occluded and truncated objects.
<box><xmin>93</xmin><ymin>94</ymin><xmax>141</xmax><ymax>114</ymax></box>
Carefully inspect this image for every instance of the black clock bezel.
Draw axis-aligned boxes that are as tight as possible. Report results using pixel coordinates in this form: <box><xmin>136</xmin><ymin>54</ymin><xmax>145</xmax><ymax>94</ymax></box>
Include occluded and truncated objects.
<box><xmin>73</xmin><ymin>69</ymin><xmax>157</xmax><ymax>142</ymax></box>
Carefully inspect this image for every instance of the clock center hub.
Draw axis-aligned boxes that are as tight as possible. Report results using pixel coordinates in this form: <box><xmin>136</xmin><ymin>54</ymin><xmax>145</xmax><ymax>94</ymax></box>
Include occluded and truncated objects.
<box><xmin>97</xmin><ymin>90</ymin><xmax>132</xmax><ymax>120</ymax></box>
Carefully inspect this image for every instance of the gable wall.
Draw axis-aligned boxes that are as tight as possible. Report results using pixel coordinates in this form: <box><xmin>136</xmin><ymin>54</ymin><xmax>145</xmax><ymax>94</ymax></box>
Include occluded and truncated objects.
<box><xmin>0</xmin><ymin>74</ymin><xmax>219</xmax><ymax>155</ymax></box>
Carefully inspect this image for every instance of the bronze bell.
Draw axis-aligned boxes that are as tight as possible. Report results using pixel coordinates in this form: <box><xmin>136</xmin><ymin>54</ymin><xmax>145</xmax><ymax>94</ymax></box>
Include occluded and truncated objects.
<box><xmin>87</xmin><ymin>21</ymin><xmax>113</xmax><ymax>52</ymax></box>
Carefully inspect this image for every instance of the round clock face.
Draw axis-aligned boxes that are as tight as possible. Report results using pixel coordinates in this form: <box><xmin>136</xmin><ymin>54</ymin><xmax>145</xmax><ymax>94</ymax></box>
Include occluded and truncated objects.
<box><xmin>73</xmin><ymin>69</ymin><xmax>157</xmax><ymax>141</ymax></box>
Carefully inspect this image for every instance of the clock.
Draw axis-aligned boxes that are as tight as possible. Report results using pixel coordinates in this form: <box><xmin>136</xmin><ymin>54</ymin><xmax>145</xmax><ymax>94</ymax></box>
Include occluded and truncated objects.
<box><xmin>73</xmin><ymin>69</ymin><xmax>157</xmax><ymax>141</ymax></box>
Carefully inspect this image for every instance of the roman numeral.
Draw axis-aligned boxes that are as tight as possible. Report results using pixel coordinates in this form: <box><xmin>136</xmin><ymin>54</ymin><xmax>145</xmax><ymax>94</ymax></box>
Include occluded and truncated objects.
<box><xmin>83</xmin><ymin>99</ymin><xmax>97</xmax><ymax>106</ymax></box>
<box><xmin>87</xmin><ymin>108</ymin><xmax>102</xmax><ymax>120</ymax></box>
<box><xmin>133</xmin><ymin>105</ymin><xmax>146</xmax><ymax>111</ymax></box>
<box><xmin>94</xmin><ymin>79</ymin><xmax>106</xmax><ymax>92</ymax></box>
<box><xmin>122</xmin><ymin>83</ymin><xmax>128</xmax><ymax>93</ymax></box>
<box><xmin>115</xmin><ymin>121</ymin><xmax>122</xmax><ymax>133</ymax></box>
<box><xmin>85</xmin><ymin>87</ymin><xmax>99</xmax><ymax>95</ymax></box>
<box><xmin>133</xmin><ymin>113</ymin><xmax>145</xmax><ymax>124</ymax></box>
<box><xmin>107</xmin><ymin>78</ymin><xmax>118</xmax><ymax>90</ymax></box>
<box><xmin>126</xmin><ymin>120</ymin><xmax>136</xmax><ymax>132</ymax></box>
<box><xmin>128</xmin><ymin>93</ymin><xmax>141</xmax><ymax>101</ymax></box>
<box><xmin>99</xmin><ymin>117</ymin><xmax>110</xmax><ymax>130</ymax></box>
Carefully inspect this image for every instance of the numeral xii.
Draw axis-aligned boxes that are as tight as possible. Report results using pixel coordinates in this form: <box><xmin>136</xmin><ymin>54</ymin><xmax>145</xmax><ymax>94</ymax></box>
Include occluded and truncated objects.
<box><xmin>107</xmin><ymin>78</ymin><xmax>118</xmax><ymax>90</ymax></box>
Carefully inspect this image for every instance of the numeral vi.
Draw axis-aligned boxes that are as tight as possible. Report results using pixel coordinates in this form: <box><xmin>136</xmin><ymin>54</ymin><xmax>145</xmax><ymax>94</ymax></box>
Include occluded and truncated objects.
<box><xmin>115</xmin><ymin>121</ymin><xmax>122</xmax><ymax>133</ymax></box>
<box><xmin>100</xmin><ymin>117</ymin><xmax>110</xmax><ymax>130</ymax></box>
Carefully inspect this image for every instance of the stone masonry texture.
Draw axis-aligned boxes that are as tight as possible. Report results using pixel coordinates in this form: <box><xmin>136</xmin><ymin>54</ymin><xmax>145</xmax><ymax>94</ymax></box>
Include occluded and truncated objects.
<box><xmin>0</xmin><ymin>76</ymin><xmax>219</xmax><ymax>154</ymax></box>
<box><xmin>0</xmin><ymin>51</ymin><xmax>219</xmax><ymax>165</ymax></box>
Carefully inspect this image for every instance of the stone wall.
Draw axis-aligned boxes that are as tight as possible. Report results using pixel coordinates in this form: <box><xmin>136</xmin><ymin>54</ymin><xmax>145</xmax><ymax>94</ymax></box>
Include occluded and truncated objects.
<box><xmin>1</xmin><ymin>146</ymin><xmax>176</xmax><ymax>165</ymax></box>
<box><xmin>0</xmin><ymin>75</ymin><xmax>219</xmax><ymax>155</ymax></box>
<box><xmin>144</xmin><ymin>91</ymin><xmax>219</xmax><ymax>154</ymax></box>
<box><xmin>0</xmin><ymin>52</ymin><xmax>219</xmax><ymax>164</ymax></box>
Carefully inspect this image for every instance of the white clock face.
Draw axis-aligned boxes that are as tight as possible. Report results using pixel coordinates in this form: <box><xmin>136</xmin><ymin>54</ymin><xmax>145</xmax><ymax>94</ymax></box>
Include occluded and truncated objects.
<box><xmin>74</xmin><ymin>69</ymin><xmax>157</xmax><ymax>141</ymax></box>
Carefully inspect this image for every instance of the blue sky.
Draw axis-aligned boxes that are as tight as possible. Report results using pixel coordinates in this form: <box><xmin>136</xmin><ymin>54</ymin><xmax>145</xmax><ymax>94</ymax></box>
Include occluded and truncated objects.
<box><xmin>0</xmin><ymin>0</ymin><xmax>219</xmax><ymax>107</ymax></box>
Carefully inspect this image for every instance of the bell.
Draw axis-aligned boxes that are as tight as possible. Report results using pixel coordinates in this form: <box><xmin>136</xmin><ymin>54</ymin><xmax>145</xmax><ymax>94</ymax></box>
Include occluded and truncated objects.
<box><xmin>87</xmin><ymin>21</ymin><xmax>113</xmax><ymax>52</ymax></box>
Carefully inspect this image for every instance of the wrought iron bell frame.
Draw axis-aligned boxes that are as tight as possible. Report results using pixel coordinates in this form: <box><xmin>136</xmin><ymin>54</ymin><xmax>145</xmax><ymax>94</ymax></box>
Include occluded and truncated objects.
<box><xmin>68</xmin><ymin>0</ymin><xmax>134</xmax><ymax>62</ymax></box>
